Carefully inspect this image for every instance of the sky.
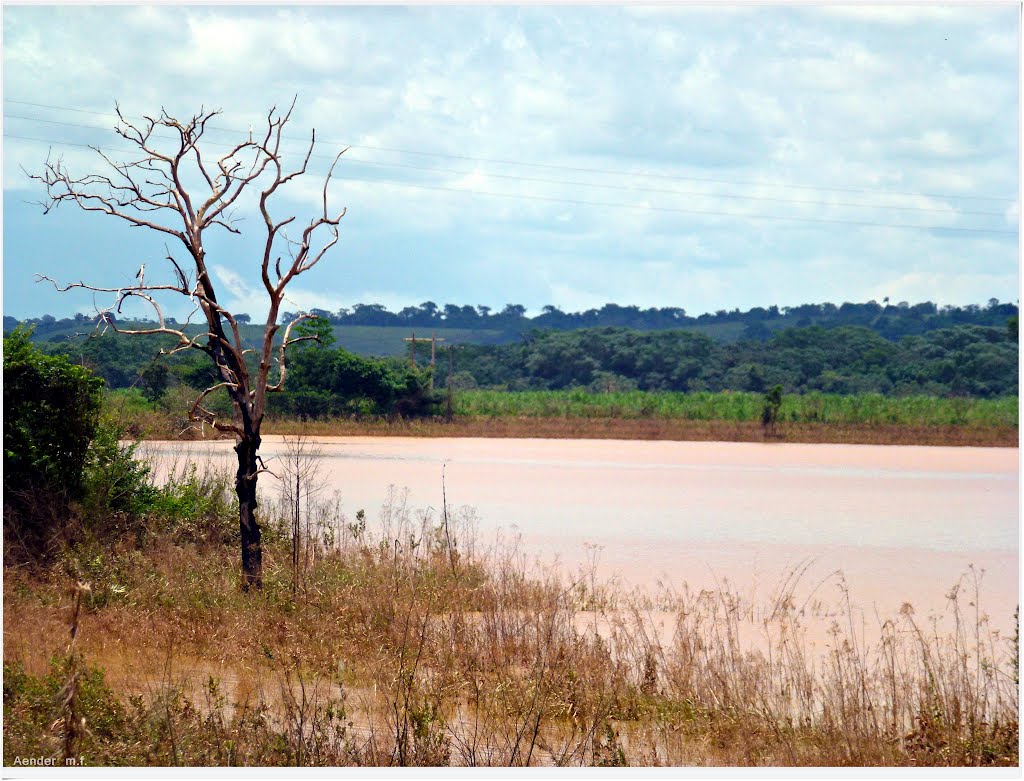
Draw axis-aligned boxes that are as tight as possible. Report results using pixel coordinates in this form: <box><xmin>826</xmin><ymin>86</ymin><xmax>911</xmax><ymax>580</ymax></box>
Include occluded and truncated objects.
<box><xmin>2</xmin><ymin>3</ymin><xmax>1020</xmax><ymax>322</ymax></box>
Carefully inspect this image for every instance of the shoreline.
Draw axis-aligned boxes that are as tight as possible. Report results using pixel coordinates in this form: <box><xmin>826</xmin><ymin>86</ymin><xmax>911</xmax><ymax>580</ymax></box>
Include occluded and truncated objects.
<box><xmin>252</xmin><ymin>417</ymin><xmax>1018</xmax><ymax>447</ymax></box>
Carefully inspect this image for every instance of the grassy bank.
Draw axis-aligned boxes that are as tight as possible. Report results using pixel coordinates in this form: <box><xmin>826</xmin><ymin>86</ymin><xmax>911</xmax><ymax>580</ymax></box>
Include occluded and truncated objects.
<box><xmin>3</xmin><ymin>462</ymin><xmax>1019</xmax><ymax>767</ymax></box>
<box><xmin>106</xmin><ymin>389</ymin><xmax>1019</xmax><ymax>447</ymax></box>
<box><xmin>454</xmin><ymin>390</ymin><xmax>1019</xmax><ymax>427</ymax></box>
<box><xmin>259</xmin><ymin>418</ymin><xmax>1018</xmax><ymax>447</ymax></box>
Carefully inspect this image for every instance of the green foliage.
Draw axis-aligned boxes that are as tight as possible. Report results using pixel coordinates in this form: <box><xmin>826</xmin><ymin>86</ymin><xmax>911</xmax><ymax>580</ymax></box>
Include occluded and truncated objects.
<box><xmin>454</xmin><ymin>389</ymin><xmax>1018</xmax><ymax>427</ymax></box>
<box><xmin>148</xmin><ymin>464</ymin><xmax>237</xmax><ymax>546</ymax></box>
<box><xmin>139</xmin><ymin>361</ymin><xmax>169</xmax><ymax>403</ymax></box>
<box><xmin>761</xmin><ymin>385</ymin><xmax>784</xmax><ymax>431</ymax></box>
<box><xmin>4</xmin><ymin>326</ymin><xmax>166</xmax><ymax>555</ymax></box>
<box><xmin>81</xmin><ymin>418</ymin><xmax>159</xmax><ymax>524</ymax></box>
<box><xmin>12</xmin><ymin>298</ymin><xmax>1020</xmax><ymax>351</ymax></box>
<box><xmin>3</xmin><ymin>658</ymin><xmax>129</xmax><ymax>765</ymax></box>
<box><xmin>295</xmin><ymin>316</ymin><xmax>337</xmax><ymax>349</ymax></box>
<box><xmin>4</xmin><ymin>327</ymin><xmax>104</xmax><ymax>500</ymax></box>
<box><xmin>4</xmin><ymin>327</ymin><xmax>105</xmax><ymax>560</ymax></box>
<box><xmin>2</xmin><ymin>657</ymin><xmax>356</xmax><ymax>766</ymax></box>
<box><xmin>13</xmin><ymin>310</ymin><xmax>1017</xmax><ymax>427</ymax></box>
<box><xmin>3</xmin><ymin>328</ymin><xmax>171</xmax><ymax>561</ymax></box>
<box><xmin>446</xmin><ymin>370</ymin><xmax>478</xmax><ymax>391</ymax></box>
<box><xmin>589</xmin><ymin>371</ymin><xmax>638</xmax><ymax>394</ymax></box>
<box><xmin>438</xmin><ymin>323</ymin><xmax>1017</xmax><ymax>400</ymax></box>
<box><xmin>275</xmin><ymin>346</ymin><xmax>440</xmax><ymax>418</ymax></box>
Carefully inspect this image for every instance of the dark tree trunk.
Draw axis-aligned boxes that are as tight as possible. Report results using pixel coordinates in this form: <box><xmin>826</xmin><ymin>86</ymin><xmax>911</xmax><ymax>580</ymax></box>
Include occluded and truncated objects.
<box><xmin>235</xmin><ymin>434</ymin><xmax>263</xmax><ymax>591</ymax></box>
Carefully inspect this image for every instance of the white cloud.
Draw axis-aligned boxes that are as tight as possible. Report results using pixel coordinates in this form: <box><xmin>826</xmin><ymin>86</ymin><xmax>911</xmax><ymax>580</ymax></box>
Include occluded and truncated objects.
<box><xmin>818</xmin><ymin>6</ymin><xmax>963</xmax><ymax>25</ymax></box>
<box><xmin>868</xmin><ymin>270</ymin><xmax>1020</xmax><ymax>308</ymax></box>
<box><xmin>210</xmin><ymin>263</ymin><xmax>345</xmax><ymax>319</ymax></box>
<box><xmin>901</xmin><ymin>129</ymin><xmax>973</xmax><ymax>159</ymax></box>
<box><xmin>3</xmin><ymin>5</ymin><xmax>1017</xmax><ymax>319</ymax></box>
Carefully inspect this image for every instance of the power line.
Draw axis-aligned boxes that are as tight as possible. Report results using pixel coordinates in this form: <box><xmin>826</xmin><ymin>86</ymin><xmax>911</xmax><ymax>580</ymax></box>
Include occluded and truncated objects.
<box><xmin>353</xmin><ymin>157</ymin><xmax>1011</xmax><ymax>218</ymax></box>
<box><xmin>4</xmin><ymin>131</ymin><xmax>1017</xmax><ymax>237</ymax></box>
<box><xmin>5</xmin><ymin>97</ymin><xmax>1017</xmax><ymax>204</ymax></box>
<box><xmin>6</xmin><ymin>112</ymin><xmax>1010</xmax><ymax>218</ymax></box>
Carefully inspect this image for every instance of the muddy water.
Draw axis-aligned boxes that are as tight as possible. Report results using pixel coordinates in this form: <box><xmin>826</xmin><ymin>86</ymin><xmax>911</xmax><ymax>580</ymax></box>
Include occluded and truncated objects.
<box><xmin>141</xmin><ymin>437</ymin><xmax>1019</xmax><ymax>631</ymax></box>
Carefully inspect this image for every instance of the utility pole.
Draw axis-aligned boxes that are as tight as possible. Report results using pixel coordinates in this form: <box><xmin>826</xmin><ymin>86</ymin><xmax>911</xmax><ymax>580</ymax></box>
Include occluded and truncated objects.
<box><xmin>403</xmin><ymin>332</ymin><xmax>446</xmax><ymax>375</ymax></box>
<box><xmin>445</xmin><ymin>344</ymin><xmax>464</xmax><ymax>422</ymax></box>
<box><xmin>405</xmin><ymin>332</ymin><xmax>417</xmax><ymax>368</ymax></box>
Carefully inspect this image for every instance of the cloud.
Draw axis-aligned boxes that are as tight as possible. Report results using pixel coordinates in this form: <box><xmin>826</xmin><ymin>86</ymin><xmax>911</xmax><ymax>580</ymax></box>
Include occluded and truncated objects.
<box><xmin>867</xmin><ymin>270</ymin><xmax>1020</xmax><ymax>308</ymax></box>
<box><xmin>818</xmin><ymin>6</ymin><xmax>964</xmax><ymax>25</ymax></box>
<box><xmin>3</xmin><ymin>5</ymin><xmax>1017</xmax><ymax>320</ymax></box>
<box><xmin>210</xmin><ymin>263</ymin><xmax>344</xmax><ymax>320</ymax></box>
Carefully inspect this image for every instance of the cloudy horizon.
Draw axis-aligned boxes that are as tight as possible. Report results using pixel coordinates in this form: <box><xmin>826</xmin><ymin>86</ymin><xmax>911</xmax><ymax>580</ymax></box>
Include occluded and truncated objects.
<box><xmin>3</xmin><ymin>4</ymin><xmax>1019</xmax><ymax>321</ymax></box>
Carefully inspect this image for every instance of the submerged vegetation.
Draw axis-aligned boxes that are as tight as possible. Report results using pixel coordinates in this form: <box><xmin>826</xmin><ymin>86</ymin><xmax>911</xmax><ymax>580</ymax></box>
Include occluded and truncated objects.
<box><xmin>3</xmin><ymin>460</ymin><xmax>1018</xmax><ymax>767</ymax></box>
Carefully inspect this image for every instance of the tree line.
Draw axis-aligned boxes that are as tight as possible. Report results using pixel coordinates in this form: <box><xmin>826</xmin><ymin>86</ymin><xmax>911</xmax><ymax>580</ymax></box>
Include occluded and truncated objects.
<box><xmin>435</xmin><ymin>322</ymin><xmax>1018</xmax><ymax>399</ymax></box>
<box><xmin>284</xmin><ymin>298</ymin><xmax>1018</xmax><ymax>338</ymax></box>
<box><xmin>8</xmin><ymin>297</ymin><xmax>1019</xmax><ymax>344</ymax></box>
<box><xmin>12</xmin><ymin>318</ymin><xmax>1018</xmax><ymax>412</ymax></box>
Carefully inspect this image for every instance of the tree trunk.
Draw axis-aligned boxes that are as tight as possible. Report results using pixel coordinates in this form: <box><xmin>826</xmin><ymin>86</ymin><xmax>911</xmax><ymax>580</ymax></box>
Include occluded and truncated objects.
<box><xmin>235</xmin><ymin>435</ymin><xmax>263</xmax><ymax>591</ymax></box>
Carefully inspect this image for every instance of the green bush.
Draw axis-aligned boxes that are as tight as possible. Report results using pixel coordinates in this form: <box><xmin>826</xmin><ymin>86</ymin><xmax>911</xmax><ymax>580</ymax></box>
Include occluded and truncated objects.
<box><xmin>149</xmin><ymin>464</ymin><xmax>237</xmax><ymax>546</ymax></box>
<box><xmin>761</xmin><ymin>385</ymin><xmax>783</xmax><ymax>431</ymax></box>
<box><xmin>3</xmin><ymin>658</ymin><xmax>129</xmax><ymax>765</ymax></box>
<box><xmin>4</xmin><ymin>326</ymin><xmax>103</xmax><ymax>500</ymax></box>
<box><xmin>280</xmin><ymin>345</ymin><xmax>441</xmax><ymax>419</ymax></box>
<box><xmin>4</xmin><ymin>328</ymin><xmax>162</xmax><ymax>559</ymax></box>
<box><xmin>80</xmin><ymin>418</ymin><xmax>159</xmax><ymax>534</ymax></box>
<box><xmin>4</xmin><ymin>327</ymin><xmax>104</xmax><ymax>559</ymax></box>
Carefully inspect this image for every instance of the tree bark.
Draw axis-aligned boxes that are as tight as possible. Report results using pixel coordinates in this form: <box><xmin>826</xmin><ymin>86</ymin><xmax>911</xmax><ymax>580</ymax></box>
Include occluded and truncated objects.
<box><xmin>235</xmin><ymin>434</ymin><xmax>263</xmax><ymax>590</ymax></box>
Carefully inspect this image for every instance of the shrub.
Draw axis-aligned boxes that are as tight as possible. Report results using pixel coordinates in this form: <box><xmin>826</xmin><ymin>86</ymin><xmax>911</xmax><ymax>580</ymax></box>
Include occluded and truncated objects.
<box><xmin>4</xmin><ymin>327</ymin><xmax>103</xmax><ymax>560</ymax></box>
<box><xmin>149</xmin><ymin>464</ymin><xmax>237</xmax><ymax>546</ymax></box>
<box><xmin>3</xmin><ymin>658</ymin><xmax>129</xmax><ymax>765</ymax></box>
<box><xmin>283</xmin><ymin>346</ymin><xmax>441</xmax><ymax>419</ymax></box>
<box><xmin>4</xmin><ymin>326</ymin><xmax>103</xmax><ymax>499</ymax></box>
<box><xmin>760</xmin><ymin>385</ymin><xmax>783</xmax><ymax>434</ymax></box>
<box><xmin>80</xmin><ymin>417</ymin><xmax>159</xmax><ymax>536</ymax></box>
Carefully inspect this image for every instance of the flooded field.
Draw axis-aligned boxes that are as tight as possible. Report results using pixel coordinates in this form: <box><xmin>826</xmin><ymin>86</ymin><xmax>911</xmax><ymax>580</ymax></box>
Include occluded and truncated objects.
<box><xmin>141</xmin><ymin>436</ymin><xmax>1019</xmax><ymax>633</ymax></box>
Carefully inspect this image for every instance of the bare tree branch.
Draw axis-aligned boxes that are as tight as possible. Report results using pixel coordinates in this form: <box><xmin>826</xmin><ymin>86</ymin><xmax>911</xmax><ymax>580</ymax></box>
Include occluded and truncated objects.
<box><xmin>30</xmin><ymin>100</ymin><xmax>347</xmax><ymax>590</ymax></box>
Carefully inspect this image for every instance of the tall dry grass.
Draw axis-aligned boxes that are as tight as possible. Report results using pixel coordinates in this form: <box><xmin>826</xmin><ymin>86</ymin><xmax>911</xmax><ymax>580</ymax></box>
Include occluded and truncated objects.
<box><xmin>3</xmin><ymin>465</ymin><xmax>1018</xmax><ymax>767</ymax></box>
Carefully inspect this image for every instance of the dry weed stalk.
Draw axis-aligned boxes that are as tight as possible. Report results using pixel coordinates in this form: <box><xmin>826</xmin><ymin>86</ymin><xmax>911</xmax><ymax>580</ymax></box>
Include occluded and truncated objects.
<box><xmin>57</xmin><ymin>581</ymin><xmax>91</xmax><ymax>763</ymax></box>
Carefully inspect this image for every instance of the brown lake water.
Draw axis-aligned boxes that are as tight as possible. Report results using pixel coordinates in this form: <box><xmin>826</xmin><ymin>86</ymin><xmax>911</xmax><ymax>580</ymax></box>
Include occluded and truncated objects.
<box><xmin>141</xmin><ymin>437</ymin><xmax>1019</xmax><ymax>633</ymax></box>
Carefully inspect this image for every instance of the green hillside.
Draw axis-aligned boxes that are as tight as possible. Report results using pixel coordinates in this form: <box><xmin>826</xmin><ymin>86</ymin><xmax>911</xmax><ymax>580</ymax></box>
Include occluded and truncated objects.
<box><xmin>14</xmin><ymin>318</ymin><xmax>514</xmax><ymax>358</ymax></box>
<box><xmin>330</xmin><ymin>325</ymin><xmax>513</xmax><ymax>356</ymax></box>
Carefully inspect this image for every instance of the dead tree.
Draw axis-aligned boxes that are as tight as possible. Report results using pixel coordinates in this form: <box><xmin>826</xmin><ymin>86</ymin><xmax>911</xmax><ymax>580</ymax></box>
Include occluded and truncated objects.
<box><xmin>29</xmin><ymin>100</ymin><xmax>347</xmax><ymax>590</ymax></box>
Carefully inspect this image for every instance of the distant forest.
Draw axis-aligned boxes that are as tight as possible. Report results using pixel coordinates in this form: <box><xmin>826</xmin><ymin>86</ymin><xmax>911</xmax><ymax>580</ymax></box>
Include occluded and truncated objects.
<box><xmin>5</xmin><ymin>299</ymin><xmax>1018</xmax><ymax>403</ymax></box>
<box><xmin>439</xmin><ymin>323</ymin><xmax>1018</xmax><ymax>398</ymax></box>
<box><xmin>281</xmin><ymin>298</ymin><xmax>1019</xmax><ymax>340</ymax></box>
<box><xmin>7</xmin><ymin>297</ymin><xmax>1019</xmax><ymax>344</ymax></box>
